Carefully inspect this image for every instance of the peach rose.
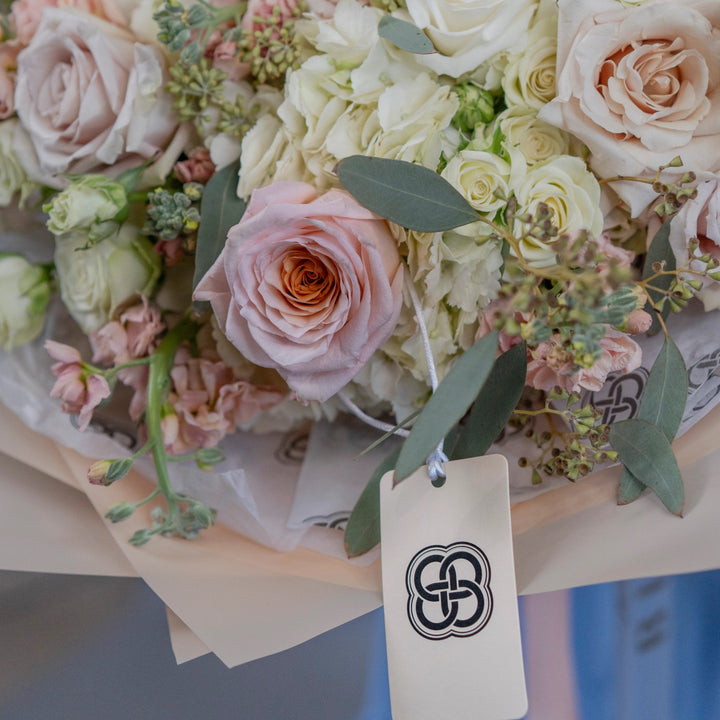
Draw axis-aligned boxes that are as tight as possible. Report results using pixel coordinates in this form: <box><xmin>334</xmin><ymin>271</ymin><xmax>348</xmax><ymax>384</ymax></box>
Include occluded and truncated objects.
<box><xmin>540</xmin><ymin>0</ymin><xmax>720</xmax><ymax>216</ymax></box>
<box><xmin>14</xmin><ymin>9</ymin><xmax>179</xmax><ymax>184</ymax></box>
<box><xmin>194</xmin><ymin>182</ymin><xmax>404</xmax><ymax>402</ymax></box>
<box><xmin>668</xmin><ymin>179</ymin><xmax>720</xmax><ymax>311</ymax></box>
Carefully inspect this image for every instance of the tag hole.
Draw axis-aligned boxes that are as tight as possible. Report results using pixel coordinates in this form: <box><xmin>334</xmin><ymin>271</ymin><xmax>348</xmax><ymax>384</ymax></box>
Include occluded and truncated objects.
<box><xmin>431</xmin><ymin>475</ymin><xmax>446</xmax><ymax>488</ymax></box>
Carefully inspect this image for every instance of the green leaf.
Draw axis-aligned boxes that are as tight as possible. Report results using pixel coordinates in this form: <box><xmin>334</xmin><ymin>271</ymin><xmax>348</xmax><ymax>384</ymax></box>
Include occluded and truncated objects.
<box><xmin>618</xmin><ymin>471</ymin><xmax>646</xmax><ymax>504</ymax></box>
<box><xmin>451</xmin><ymin>342</ymin><xmax>527</xmax><ymax>460</ymax></box>
<box><xmin>344</xmin><ymin>447</ymin><xmax>401</xmax><ymax>558</ymax></box>
<box><xmin>337</xmin><ymin>156</ymin><xmax>479</xmax><ymax>232</ymax></box>
<box><xmin>192</xmin><ymin>160</ymin><xmax>246</xmax><ymax>297</ymax></box>
<box><xmin>394</xmin><ymin>330</ymin><xmax>499</xmax><ymax>482</ymax></box>
<box><xmin>609</xmin><ymin>419</ymin><xmax>684</xmax><ymax>516</ymax></box>
<box><xmin>377</xmin><ymin>15</ymin><xmax>435</xmax><ymax>54</ymax></box>
<box><xmin>617</xmin><ymin>336</ymin><xmax>687</xmax><ymax>504</ymax></box>
<box><xmin>355</xmin><ymin>407</ymin><xmax>422</xmax><ymax>459</ymax></box>
<box><xmin>642</xmin><ymin>220</ymin><xmax>674</xmax><ymax>335</ymax></box>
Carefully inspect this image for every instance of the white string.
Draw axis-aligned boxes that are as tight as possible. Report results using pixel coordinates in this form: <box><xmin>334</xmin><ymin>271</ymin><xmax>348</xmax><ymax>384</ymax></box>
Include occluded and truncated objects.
<box><xmin>337</xmin><ymin>391</ymin><xmax>410</xmax><ymax>438</ymax></box>
<box><xmin>406</xmin><ymin>278</ymin><xmax>446</xmax><ymax>482</ymax></box>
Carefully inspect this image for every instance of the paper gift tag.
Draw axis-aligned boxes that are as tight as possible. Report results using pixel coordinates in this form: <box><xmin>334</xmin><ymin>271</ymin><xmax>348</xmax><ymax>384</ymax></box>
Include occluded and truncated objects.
<box><xmin>380</xmin><ymin>455</ymin><xmax>527</xmax><ymax>720</ymax></box>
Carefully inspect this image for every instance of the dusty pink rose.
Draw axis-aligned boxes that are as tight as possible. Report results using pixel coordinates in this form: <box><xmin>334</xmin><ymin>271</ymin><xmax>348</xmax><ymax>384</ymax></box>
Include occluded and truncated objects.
<box><xmin>194</xmin><ymin>182</ymin><xmax>404</xmax><ymax>402</ymax></box>
<box><xmin>174</xmin><ymin>148</ymin><xmax>215</xmax><ymax>184</ymax></box>
<box><xmin>46</xmin><ymin>340</ymin><xmax>111</xmax><ymax>430</ymax></box>
<box><xmin>10</xmin><ymin>0</ymin><xmax>57</xmax><ymax>44</ymax></box>
<box><xmin>667</xmin><ymin>179</ymin><xmax>720</xmax><ymax>311</ymax></box>
<box><xmin>540</xmin><ymin>0</ymin><xmax>720</xmax><ymax>216</ymax></box>
<box><xmin>526</xmin><ymin>327</ymin><xmax>642</xmax><ymax>393</ymax></box>
<box><xmin>58</xmin><ymin>0</ymin><xmax>126</xmax><ymax>25</ymax></box>
<box><xmin>14</xmin><ymin>9</ymin><xmax>179</xmax><ymax>184</ymax></box>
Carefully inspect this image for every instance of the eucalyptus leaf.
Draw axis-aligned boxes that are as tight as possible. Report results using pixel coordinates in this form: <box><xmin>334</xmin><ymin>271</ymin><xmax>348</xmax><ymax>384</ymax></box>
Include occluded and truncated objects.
<box><xmin>337</xmin><ymin>156</ymin><xmax>479</xmax><ymax>232</ymax></box>
<box><xmin>394</xmin><ymin>330</ymin><xmax>499</xmax><ymax>482</ymax></box>
<box><xmin>344</xmin><ymin>447</ymin><xmax>401</xmax><ymax>557</ymax></box>
<box><xmin>609</xmin><ymin>419</ymin><xmax>684</xmax><ymax>516</ymax></box>
<box><xmin>356</xmin><ymin>407</ymin><xmax>421</xmax><ymax>459</ymax></box>
<box><xmin>452</xmin><ymin>341</ymin><xmax>527</xmax><ymax>460</ymax></box>
<box><xmin>378</xmin><ymin>15</ymin><xmax>435</xmax><ymax>54</ymax></box>
<box><xmin>618</xmin><ymin>471</ymin><xmax>646</xmax><ymax>504</ymax></box>
<box><xmin>617</xmin><ymin>336</ymin><xmax>687</xmax><ymax>504</ymax></box>
<box><xmin>642</xmin><ymin>220</ymin><xmax>674</xmax><ymax>335</ymax></box>
<box><xmin>192</xmin><ymin>160</ymin><xmax>246</xmax><ymax>297</ymax></box>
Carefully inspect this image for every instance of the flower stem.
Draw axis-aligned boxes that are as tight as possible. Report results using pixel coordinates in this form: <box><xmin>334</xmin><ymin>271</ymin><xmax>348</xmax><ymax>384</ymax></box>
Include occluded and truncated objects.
<box><xmin>145</xmin><ymin>316</ymin><xmax>201</xmax><ymax>535</ymax></box>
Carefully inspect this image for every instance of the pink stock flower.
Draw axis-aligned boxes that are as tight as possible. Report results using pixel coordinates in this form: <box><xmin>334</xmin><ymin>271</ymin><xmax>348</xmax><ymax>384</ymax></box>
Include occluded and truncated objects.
<box><xmin>163</xmin><ymin>348</ymin><xmax>284</xmax><ymax>454</ymax></box>
<box><xmin>174</xmin><ymin>148</ymin><xmax>215</xmax><ymax>184</ymax></box>
<box><xmin>153</xmin><ymin>237</ymin><xmax>186</xmax><ymax>267</ymax></box>
<box><xmin>46</xmin><ymin>340</ymin><xmax>111</xmax><ymax>431</ymax></box>
<box><xmin>194</xmin><ymin>182</ymin><xmax>404</xmax><ymax>402</ymax></box>
<box><xmin>526</xmin><ymin>328</ymin><xmax>642</xmax><ymax>394</ymax></box>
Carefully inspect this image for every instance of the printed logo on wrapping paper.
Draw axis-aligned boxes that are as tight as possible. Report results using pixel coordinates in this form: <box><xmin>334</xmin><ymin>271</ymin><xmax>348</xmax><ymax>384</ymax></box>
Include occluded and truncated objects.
<box><xmin>406</xmin><ymin>542</ymin><xmax>493</xmax><ymax>640</ymax></box>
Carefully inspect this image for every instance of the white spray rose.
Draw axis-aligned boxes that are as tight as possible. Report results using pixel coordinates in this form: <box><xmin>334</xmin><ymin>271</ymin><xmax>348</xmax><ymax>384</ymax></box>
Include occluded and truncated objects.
<box><xmin>493</xmin><ymin>107</ymin><xmax>571</xmax><ymax>165</ymax></box>
<box><xmin>0</xmin><ymin>254</ymin><xmax>51</xmax><ymax>351</ymax></box>
<box><xmin>54</xmin><ymin>224</ymin><xmax>161</xmax><ymax>332</ymax></box>
<box><xmin>405</xmin><ymin>0</ymin><xmax>537</xmax><ymax>78</ymax></box>
<box><xmin>45</xmin><ymin>175</ymin><xmax>128</xmax><ymax>241</ymax></box>
<box><xmin>441</xmin><ymin>150</ymin><xmax>511</xmax><ymax>214</ymax></box>
<box><xmin>0</xmin><ymin>120</ymin><xmax>35</xmax><ymax>207</ymax></box>
<box><xmin>502</xmin><ymin>11</ymin><xmax>558</xmax><ymax>110</ymax></box>
<box><xmin>513</xmin><ymin>155</ymin><xmax>603</xmax><ymax>267</ymax></box>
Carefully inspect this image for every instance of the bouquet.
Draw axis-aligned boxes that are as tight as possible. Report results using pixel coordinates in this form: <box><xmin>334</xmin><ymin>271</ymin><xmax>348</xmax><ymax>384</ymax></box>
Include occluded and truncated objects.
<box><xmin>1</xmin><ymin>0</ymin><xmax>720</xmax><ymax>559</ymax></box>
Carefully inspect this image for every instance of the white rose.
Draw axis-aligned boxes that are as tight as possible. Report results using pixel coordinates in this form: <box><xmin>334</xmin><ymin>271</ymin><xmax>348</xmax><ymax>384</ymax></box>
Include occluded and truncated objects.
<box><xmin>405</xmin><ymin>0</ymin><xmax>537</xmax><ymax>78</ymax></box>
<box><xmin>0</xmin><ymin>120</ymin><xmax>34</xmax><ymax>207</ymax></box>
<box><xmin>367</xmin><ymin>74</ymin><xmax>458</xmax><ymax>168</ymax></box>
<box><xmin>539</xmin><ymin>0</ymin><xmax>720</xmax><ymax>216</ymax></box>
<box><xmin>55</xmin><ymin>224</ymin><xmax>161</xmax><ymax>332</ymax></box>
<box><xmin>0</xmin><ymin>254</ymin><xmax>51</xmax><ymax>351</ymax></box>
<box><xmin>513</xmin><ymin>155</ymin><xmax>603</xmax><ymax>266</ymax></box>
<box><xmin>491</xmin><ymin>107</ymin><xmax>571</xmax><ymax>165</ymax></box>
<box><xmin>45</xmin><ymin>175</ymin><xmax>127</xmax><ymax>240</ymax></box>
<box><xmin>441</xmin><ymin>149</ymin><xmax>511</xmax><ymax>214</ymax></box>
<box><xmin>15</xmin><ymin>9</ymin><xmax>180</xmax><ymax>187</ymax></box>
<box><xmin>502</xmin><ymin>12</ymin><xmax>558</xmax><ymax>110</ymax></box>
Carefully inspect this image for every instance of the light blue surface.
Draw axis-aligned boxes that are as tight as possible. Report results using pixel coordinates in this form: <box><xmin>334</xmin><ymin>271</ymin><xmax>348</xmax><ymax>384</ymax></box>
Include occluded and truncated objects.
<box><xmin>2</xmin><ymin>569</ymin><xmax>719</xmax><ymax>719</ymax></box>
<box><xmin>572</xmin><ymin>569</ymin><xmax>720</xmax><ymax>720</ymax></box>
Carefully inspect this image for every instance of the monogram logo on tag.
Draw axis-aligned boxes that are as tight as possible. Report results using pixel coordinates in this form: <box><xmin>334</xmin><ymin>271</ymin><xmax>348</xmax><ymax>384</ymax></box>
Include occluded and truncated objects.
<box><xmin>406</xmin><ymin>542</ymin><xmax>493</xmax><ymax>640</ymax></box>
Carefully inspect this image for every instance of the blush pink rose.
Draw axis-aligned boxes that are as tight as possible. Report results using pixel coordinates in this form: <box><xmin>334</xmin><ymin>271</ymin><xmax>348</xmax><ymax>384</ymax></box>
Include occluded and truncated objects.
<box><xmin>10</xmin><ymin>0</ymin><xmax>57</xmax><ymax>44</ymax></box>
<box><xmin>667</xmin><ymin>178</ymin><xmax>720</xmax><ymax>311</ymax></box>
<box><xmin>194</xmin><ymin>182</ymin><xmax>404</xmax><ymax>402</ymax></box>
<box><xmin>540</xmin><ymin>0</ymin><xmax>720</xmax><ymax>216</ymax></box>
<box><xmin>14</xmin><ymin>9</ymin><xmax>180</xmax><ymax>184</ymax></box>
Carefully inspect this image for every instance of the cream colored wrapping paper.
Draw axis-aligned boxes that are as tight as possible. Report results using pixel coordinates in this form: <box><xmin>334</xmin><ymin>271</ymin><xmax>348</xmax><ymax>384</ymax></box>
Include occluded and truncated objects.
<box><xmin>2</xmin><ymin>400</ymin><xmax>720</xmax><ymax>666</ymax></box>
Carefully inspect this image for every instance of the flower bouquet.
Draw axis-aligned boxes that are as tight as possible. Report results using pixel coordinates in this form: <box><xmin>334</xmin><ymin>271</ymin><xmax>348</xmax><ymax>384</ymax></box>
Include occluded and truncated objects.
<box><xmin>2</xmin><ymin>0</ymin><xmax>720</xmax><ymax>666</ymax></box>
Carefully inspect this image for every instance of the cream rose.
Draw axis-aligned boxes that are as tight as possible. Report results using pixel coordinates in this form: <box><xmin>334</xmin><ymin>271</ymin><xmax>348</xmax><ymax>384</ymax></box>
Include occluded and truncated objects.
<box><xmin>0</xmin><ymin>254</ymin><xmax>51</xmax><ymax>351</ymax></box>
<box><xmin>55</xmin><ymin>224</ymin><xmax>161</xmax><ymax>333</ymax></box>
<box><xmin>540</xmin><ymin>0</ymin><xmax>720</xmax><ymax>215</ymax></box>
<box><xmin>441</xmin><ymin>150</ymin><xmax>511</xmax><ymax>214</ymax></box>
<box><xmin>0</xmin><ymin>120</ymin><xmax>34</xmax><ymax>207</ymax></box>
<box><xmin>194</xmin><ymin>182</ymin><xmax>404</xmax><ymax>402</ymax></box>
<box><xmin>492</xmin><ymin>107</ymin><xmax>570</xmax><ymax>166</ymax></box>
<box><xmin>14</xmin><ymin>9</ymin><xmax>180</xmax><ymax>186</ymax></box>
<box><xmin>405</xmin><ymin>0</ymin><xmax>537</xmax><ymax>78</ymax></box>
<box><xmin>513</xmin><ymin>155</ymin><xmax>603</xmax><ymax>267</ymax></box>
